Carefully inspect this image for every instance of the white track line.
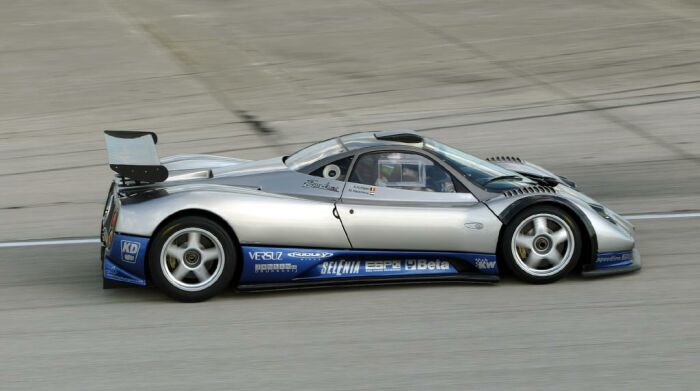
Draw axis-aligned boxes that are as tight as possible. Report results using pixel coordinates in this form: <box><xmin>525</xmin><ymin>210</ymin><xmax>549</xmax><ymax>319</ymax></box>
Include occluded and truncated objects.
<box><xmin>623</xmin><ymin>212</ymin><xmax>700</xmax><ymax>221</ymax></box>
<box><xmin>0</xmin><ymin>238</ymin><xmax>100</xmax><ymax>249</ymax></box>
<box><xmin>0</xmin><ymin>211</ymin><xmax>699</xmax><ymax>249</ymax></box>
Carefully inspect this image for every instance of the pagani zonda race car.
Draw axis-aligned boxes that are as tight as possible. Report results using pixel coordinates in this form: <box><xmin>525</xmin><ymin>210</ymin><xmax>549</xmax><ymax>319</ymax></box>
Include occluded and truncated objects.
<box><xmin>101</xmin><ymin>130</ymin><xmax>640</xmax><ymax>301</ymax></box>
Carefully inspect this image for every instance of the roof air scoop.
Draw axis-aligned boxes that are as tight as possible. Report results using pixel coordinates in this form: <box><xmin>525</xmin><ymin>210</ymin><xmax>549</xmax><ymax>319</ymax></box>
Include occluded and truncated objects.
<box><xmin>374</xmin><ymin>130</ymin><xmax>423</xmax><ymax>144</ymax></box>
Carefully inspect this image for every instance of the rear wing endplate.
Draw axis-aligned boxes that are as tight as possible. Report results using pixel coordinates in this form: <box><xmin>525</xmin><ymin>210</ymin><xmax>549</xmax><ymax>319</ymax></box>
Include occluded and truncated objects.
<box><xmin>104</xmin><ymin>130</ymin><xmax>168</xmax><ymax>183</ymax></box>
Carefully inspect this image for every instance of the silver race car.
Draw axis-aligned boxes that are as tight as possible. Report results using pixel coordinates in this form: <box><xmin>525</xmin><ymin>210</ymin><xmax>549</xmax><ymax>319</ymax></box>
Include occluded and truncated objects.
<box><xmin>101</xmin><ymin>130</ymin><xmax>640</xmax><ymax>301</ymax></box>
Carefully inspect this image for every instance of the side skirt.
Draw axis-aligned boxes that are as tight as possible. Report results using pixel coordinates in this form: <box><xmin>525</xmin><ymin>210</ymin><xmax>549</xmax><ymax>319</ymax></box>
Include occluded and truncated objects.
<box><xmin>103</xmin><ymin>277</ymin><xmax>142</xmax><ymax>289</ymax></box>
<box><xmin>581</xmin><ymin>263</ymin><xmax>640</xmax><ymax>277</ymax></box>
<box><xmin>237</xmin><ymin>273</ymin><xmax>499</xmax><ymax>292</ymax></box>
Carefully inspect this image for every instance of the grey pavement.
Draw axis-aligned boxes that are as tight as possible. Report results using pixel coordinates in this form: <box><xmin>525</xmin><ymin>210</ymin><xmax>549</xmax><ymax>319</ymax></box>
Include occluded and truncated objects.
<box><xmin>1</xmin><ymin>219</ymin><xmax>699</xmax><ymax>390</ymax></box>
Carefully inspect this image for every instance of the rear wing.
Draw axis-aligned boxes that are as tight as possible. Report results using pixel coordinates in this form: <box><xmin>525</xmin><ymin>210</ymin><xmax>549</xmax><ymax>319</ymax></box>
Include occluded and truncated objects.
<box><xmin>104</xmin><ymin>130</ymin><xmax>168</xmax><ymax>183</ymax></box>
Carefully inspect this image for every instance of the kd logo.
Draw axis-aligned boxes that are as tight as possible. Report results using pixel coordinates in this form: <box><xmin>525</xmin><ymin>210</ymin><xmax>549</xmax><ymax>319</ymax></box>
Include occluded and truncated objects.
<box><xmin>121</xmin><ymin>240</ymin><xmax>141</xmax><ymax>263</ymax></box>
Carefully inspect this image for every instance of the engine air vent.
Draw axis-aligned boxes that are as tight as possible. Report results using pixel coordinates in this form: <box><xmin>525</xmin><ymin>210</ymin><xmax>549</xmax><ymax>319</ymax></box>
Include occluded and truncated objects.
<box><xmin>485</xmin><ymin>156</ymin><xmax>522</xmax><ymax>163</ymax></box>
<box><xmin>503</xmin><ymin>185</ymin><xmax>556</xmax><ymax>198</ymax></box>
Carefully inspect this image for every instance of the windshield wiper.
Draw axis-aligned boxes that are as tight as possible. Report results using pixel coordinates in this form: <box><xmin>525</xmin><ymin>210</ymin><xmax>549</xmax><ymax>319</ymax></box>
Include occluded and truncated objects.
<box><xmin>482</xmin><ymin>175</ymin><xmax>523</xmax><ymax>185</ymax></box>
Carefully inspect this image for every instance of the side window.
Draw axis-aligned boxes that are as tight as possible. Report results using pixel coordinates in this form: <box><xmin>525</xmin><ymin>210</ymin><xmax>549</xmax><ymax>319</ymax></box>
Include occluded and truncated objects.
<box><xmin>309</xmin><ymin>156</ymin><xmax>354</xmax><ymax>181</ymax></box>
<box><xmin>349</xmin><ymin>152</ymin><xmax>456</xmax><ymax>193</ymax></box>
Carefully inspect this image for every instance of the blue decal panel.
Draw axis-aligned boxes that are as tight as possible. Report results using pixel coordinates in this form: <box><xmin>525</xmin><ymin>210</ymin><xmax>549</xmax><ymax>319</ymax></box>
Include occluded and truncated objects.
<box><xmin>104</xmin><ymin>233</ymin><xmax>149</xmax><ymax>285</ymax></box>
<box><xmin>595</xmin><ymin>250</ymin><xmax>634</xmax><ymax>269</ymax></box>
<box><xmin>240</xmin><ymin>247</ymin><xmax>498</xmax><ymax>284</ymax></box>
<box><xmin>104</xmin><ymin>258</ymin><xmax>146</xmax><ymax>286</ymax></box>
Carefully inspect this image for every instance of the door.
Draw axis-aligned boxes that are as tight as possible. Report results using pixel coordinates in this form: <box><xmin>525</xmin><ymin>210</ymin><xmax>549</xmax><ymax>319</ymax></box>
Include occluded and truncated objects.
<box><xmin>336</xmin><ymin>151</ymin><xmax>501</xmax><ymax>253</ymax></box>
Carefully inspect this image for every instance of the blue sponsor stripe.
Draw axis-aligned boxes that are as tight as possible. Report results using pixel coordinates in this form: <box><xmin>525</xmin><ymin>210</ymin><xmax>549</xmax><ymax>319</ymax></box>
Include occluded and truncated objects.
<box><xmin>240</xmin><ymin>246</ymin><xmax>498</xmax><ymax>284</ymax></box>
<box><xmin>595</xmin><ymin>250</ymin><xmax>634</xmax><ymax>269</ymax></box>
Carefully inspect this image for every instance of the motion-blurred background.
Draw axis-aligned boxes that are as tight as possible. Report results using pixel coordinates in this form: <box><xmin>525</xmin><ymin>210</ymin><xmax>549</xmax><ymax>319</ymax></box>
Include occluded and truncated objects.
<box><xmin>1</xmin><ymin>1</ymin><xmax>699</xmax><ymax>390</ymax></box>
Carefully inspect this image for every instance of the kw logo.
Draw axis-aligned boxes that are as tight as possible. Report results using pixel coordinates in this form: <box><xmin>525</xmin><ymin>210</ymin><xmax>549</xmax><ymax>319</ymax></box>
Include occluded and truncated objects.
<box><xmin>474</xmin><ymin>258</ymin><xmax>497</xmax><ymax>270</ymax></box>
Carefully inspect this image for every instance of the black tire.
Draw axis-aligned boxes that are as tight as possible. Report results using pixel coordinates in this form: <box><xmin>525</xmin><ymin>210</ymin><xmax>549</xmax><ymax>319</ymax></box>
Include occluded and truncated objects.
<box><xmin>149</xmin><ymin>216</ymin><xmax>237</xmax><ymax>302</ymax></box>
<box><xmin>501</xmin><ymin>205</ymin><xmax>583</xmax><ymax>284</ymax></box>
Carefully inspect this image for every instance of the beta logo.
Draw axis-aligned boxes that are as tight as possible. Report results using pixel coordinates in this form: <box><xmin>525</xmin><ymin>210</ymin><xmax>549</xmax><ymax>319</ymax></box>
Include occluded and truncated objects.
<box><xmin>405</xmin><ymin>259</ymin><xmax>450</xmax><ymax>271</ymax></box>
<box><xmin>249</xmin><ymin>251</ymin><xmax>283</xmax><ymax>261</ymax></box>
<box><xmin>120</xmin><ymin>240</ymin><xmax>141</xmax><ymax>263</ymax></box>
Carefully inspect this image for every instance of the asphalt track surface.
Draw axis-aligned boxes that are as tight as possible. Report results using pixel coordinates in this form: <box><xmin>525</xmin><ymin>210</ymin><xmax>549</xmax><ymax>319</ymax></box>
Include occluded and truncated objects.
<box><xmin>2</xmin><ymin>217</ymin><xmax>700</xmax><ymax>390</ymax></box>
<box><xmin>2</xmin><ymin>0</ymin><xmax>700</xmax><ymax>389</ymax></box>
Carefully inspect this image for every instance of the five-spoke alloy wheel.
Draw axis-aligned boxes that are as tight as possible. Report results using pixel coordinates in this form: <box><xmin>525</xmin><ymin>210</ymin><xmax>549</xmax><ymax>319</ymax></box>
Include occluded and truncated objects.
<box><xmin>149</xmin><ymin>216</ymin><xmax>237</xmax><ymax>302</ymax></box>
<box><xmin>502</xmin><ymin>206</ymin><xmax>582</xmax><ymax>283</ymax></box>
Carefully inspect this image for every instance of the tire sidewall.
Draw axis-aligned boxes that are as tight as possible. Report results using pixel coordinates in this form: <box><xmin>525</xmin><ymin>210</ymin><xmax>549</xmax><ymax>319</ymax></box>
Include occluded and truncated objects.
<box><xmin>149</xmin><ymin>216</ymin><xmax>237</xmax><ymax>302</ymax></box>
<box><xmin>502</xmin><ymin>205</ymin><xmax>583</xmax><ymax>284</ymax></box>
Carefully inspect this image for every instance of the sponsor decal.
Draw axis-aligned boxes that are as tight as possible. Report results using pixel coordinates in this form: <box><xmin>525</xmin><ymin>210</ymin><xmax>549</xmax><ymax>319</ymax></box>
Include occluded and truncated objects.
<box><xmin>474</xmin><ymin>258</ymin><xmax>497</xmax><ymax>270</ymax></box>
<box><xmin>347</xmin><ymin>184</ymin><xmax>376</xmax><ymax>196</ymax></box>
<box><xmin>120</xmin><ymin>240</ymin><xmax>141</xmax><ymax>263</ymax></box>
<box><xmin>365</xmin><ymin>260</ymin><xmax>402</xmax><ymax>272</ymax></box>
<box><xmin>106</xmin><ymin>263</ymin><xmax>119</xmax><ymax>275</ymax></box>
<box><xmin>302</xmin><ymin>179</ymin><xmax>340</xmax><ymax>192</ymax></box>
<box><xmin>103</xmin><ymin>258</ymin><xmax>146</xmax><ymax>286</ymax></box>
<box><xmin>255</xmin><ymin>263</ymin><xmax>298</xmax><ymax>273</ymax></box>
<box><xmin>320</xmin><ymin>260</ymin><xmax>361</xmax><ymax>276</ymax></box>
<box><xmin>288</xmin><ymin>251</ymin><xmax>334</xmax><ymax>260</ymax></box>
<box><xmin>596</xmin><ymin>251</ymin><xmax>633</xmax><ymax>264</ymax></box>
<box><xmin>248</xmin><ymin>251</ymin><xmax>283</xmax><ymax>261</ymax></box>
<box><xmin>405</xmin><ymin>259</ymin><xmax>450</xmax><ymax>271</ymax></box>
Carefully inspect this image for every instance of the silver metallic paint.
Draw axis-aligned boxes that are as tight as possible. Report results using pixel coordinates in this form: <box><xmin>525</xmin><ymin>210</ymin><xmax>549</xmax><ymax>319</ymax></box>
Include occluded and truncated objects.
<box><xmin>337</xmin><ymin>202</ymin><xmax>501</xmax><ymax>252</ymax></box>
<box><xmin>111</xmin><ymin>141</ymin><xmax>636</xmax><ymax>260</ymax></box>
<box><xmin>161</xmin><ymin>154</ymin><xmax>249</xmax><ymax>171</ymax></box>
<box><xmin>116</xmin><ymin>186</ymin><xmax>351</xmax><ymax>249</ymax></box>
<box><xmin>486</xmin><ymin>189</ymin><xmax>635</xmax><ymax>253</ymax></box>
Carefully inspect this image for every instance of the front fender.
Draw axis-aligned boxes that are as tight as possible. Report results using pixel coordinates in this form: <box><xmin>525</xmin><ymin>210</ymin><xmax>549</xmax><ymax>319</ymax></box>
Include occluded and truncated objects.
<box><xmin>487</xmin><ymin>192</ymin><xmax>636</xmax><ymax>272</ymax></box>
<box><xmin>489</xmin><ymin>194</ymin><xmax>598</xmax><ymax>270</ymax></box>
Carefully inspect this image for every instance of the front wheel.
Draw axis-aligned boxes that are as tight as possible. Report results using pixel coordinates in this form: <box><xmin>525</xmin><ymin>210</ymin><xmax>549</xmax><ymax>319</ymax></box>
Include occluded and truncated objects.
<box><xmin>149</xmin><ymin>216</ymin><xmax>237</xmax><ymax>302</ymax></box>
<box><xmin>501</xmin><ymin>205</ymin><xmax>582</xmax><ymax>284</ymax></box>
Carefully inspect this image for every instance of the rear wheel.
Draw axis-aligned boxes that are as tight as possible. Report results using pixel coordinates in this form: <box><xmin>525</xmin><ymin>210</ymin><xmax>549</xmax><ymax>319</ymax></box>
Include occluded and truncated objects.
<box><xmin>149</xmin><ymin>216</ymin><xmax>236</xmax><ymax>302</ymax></box>
<box><xmin>502</xmin><ymin>205</ymin><xmax>582</xmax><ymax>284</ymax></box>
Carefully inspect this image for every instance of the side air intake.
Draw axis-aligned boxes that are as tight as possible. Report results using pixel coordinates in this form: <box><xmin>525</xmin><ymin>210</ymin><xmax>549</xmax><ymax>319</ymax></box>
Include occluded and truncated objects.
<box><xmin>503</xmin><ymin>185</ymin><xmax>556</xmax><ymax>198</ymax></box>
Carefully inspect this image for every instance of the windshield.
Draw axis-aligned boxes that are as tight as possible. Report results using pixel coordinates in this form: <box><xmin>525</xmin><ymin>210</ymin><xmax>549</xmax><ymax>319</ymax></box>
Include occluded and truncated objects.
<box><xmin>424</xmin><ymin>139</ymin><xmax>521</xmax><ymax>186</ymax></box>
<box><xmin>285</xmin><ymin>138</ymin><xmax>347</xmax><ymax>171</ymax></box>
